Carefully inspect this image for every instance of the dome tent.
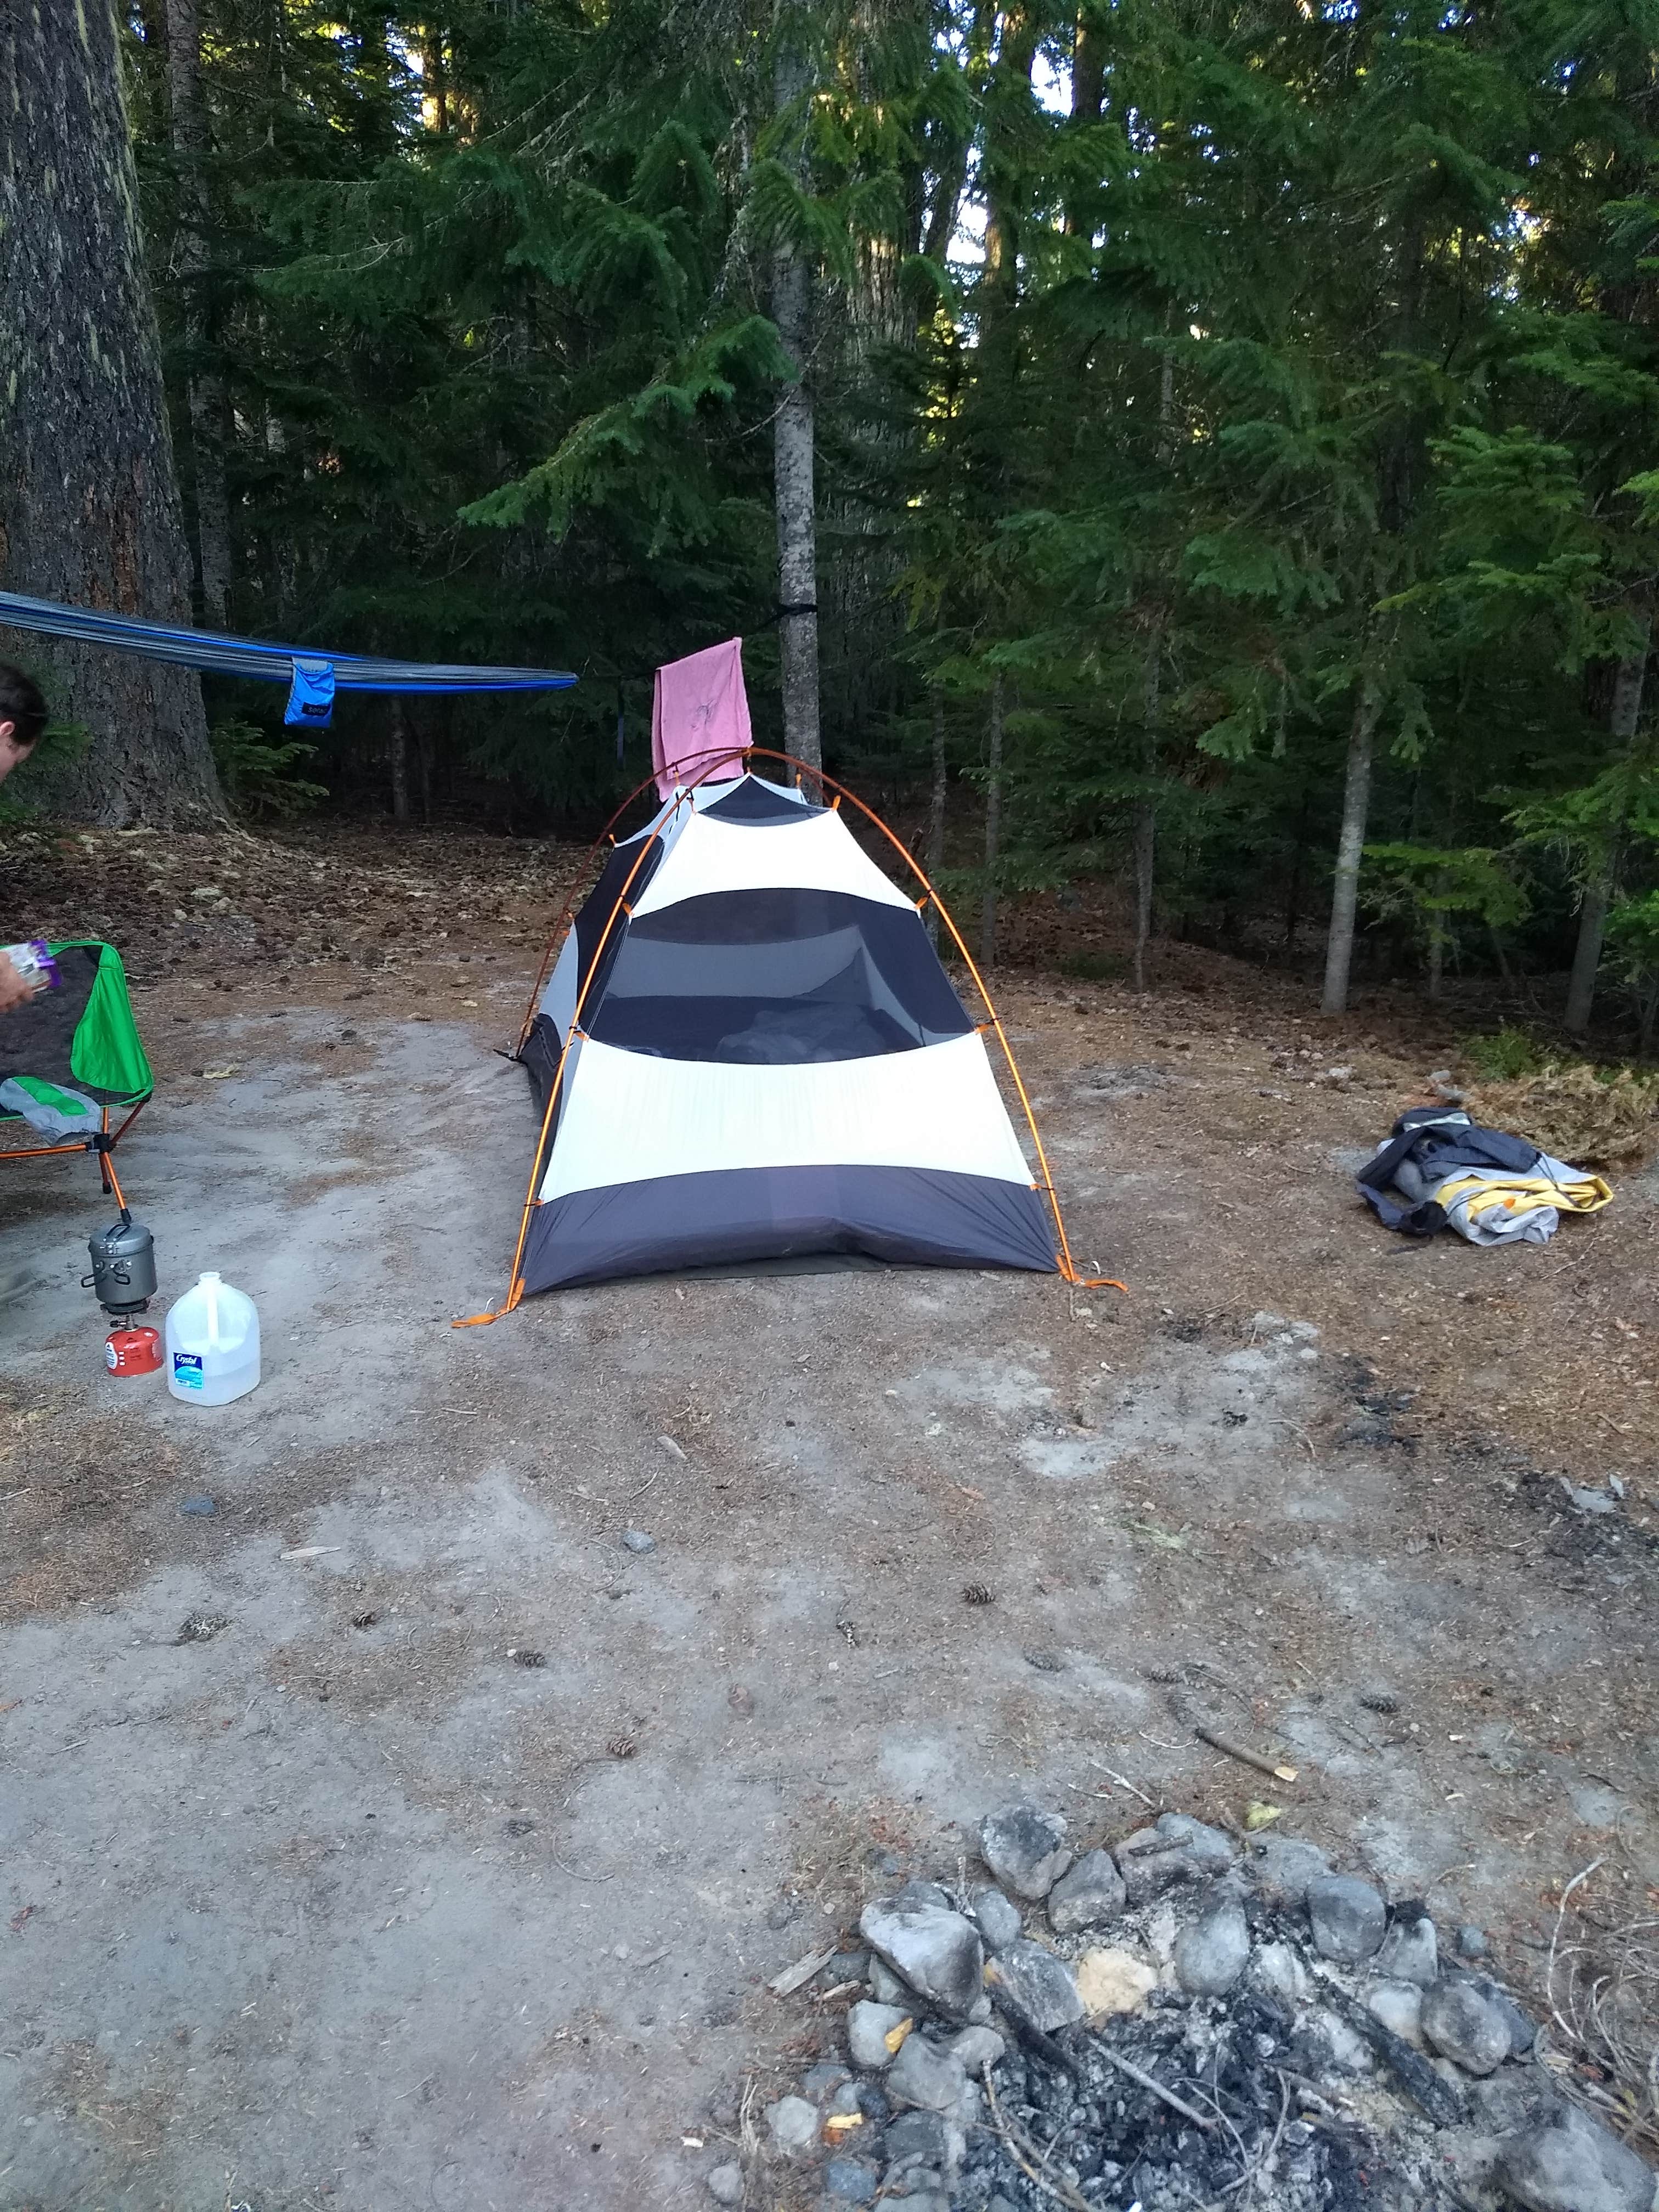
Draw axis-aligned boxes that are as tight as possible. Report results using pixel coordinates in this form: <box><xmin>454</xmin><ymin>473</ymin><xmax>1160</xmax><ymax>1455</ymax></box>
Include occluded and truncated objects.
<box><xmin>478</xmin><ymin>759</ymin><xmax>1103</xmax><ymax>1306</ymax></box>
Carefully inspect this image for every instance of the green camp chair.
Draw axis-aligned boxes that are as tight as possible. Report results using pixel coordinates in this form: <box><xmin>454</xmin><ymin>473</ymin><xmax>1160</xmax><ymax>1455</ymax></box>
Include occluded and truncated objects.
<box><xmin>0</xmin><ymin>940</ymin><xmax>154</xmax><ymax>1209</ymax></box>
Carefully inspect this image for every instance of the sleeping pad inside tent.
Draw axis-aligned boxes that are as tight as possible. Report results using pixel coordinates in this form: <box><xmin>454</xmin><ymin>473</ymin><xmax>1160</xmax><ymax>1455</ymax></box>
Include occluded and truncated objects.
<box><xmin>514</xmin><ymin>774</ymin><xmax>1059</xmax><ymax>1293</ymax></box>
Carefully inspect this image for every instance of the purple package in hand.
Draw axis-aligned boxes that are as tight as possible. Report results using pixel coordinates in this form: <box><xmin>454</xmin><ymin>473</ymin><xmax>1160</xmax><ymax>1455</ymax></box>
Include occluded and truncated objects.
<box><xmin>3</xmin><ymin>940</ymin><xmax>61</xmax><ymax>991</ymax></box>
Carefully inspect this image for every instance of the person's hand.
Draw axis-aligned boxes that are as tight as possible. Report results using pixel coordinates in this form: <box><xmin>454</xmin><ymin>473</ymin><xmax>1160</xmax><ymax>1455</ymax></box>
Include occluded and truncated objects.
<box><xmin>0</xmin><ymin>951</ymin><xmax>37</xmax><ymax>1014</ymax></box>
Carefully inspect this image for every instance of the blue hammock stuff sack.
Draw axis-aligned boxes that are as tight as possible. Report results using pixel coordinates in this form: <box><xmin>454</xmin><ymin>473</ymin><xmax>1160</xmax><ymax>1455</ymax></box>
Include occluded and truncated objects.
<box><xmin>285</xmin><ymin>657</ymin><xmax>337</xmax><ymax>729</ymax></box>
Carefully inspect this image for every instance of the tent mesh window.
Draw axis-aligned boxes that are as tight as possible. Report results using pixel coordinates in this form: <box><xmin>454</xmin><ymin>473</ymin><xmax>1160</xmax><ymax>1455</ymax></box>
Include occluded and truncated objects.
<box><xmin>585</xmin><ymin>889</ymin><xmax>974</xmax><ymax>1064</ymax></box>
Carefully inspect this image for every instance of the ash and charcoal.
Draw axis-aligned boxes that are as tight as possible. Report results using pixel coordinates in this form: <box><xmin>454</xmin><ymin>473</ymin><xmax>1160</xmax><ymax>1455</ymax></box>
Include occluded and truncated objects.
<box><xmin>967</xmin><ymin>1987</ymin><xmax>1400</xmax><ymax>2211</ymax></box>
<box><xmin>718</xmin><ymin>1802</ymin><xmax>1657</xmax><ymax>2212</ymax></box>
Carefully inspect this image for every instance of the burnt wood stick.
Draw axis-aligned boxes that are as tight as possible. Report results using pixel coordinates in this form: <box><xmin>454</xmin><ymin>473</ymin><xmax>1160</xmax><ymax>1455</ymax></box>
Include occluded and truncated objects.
<box><xmin>1323</xmin><ymin>1982</ymin><xmax>1465</xmax><ymax>2128</ymax></box>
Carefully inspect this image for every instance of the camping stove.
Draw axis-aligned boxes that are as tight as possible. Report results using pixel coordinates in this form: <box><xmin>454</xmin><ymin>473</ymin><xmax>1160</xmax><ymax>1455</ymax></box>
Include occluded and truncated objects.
<box><xmin>85</xmin><ymin>1214</ymin><xmax>157</xmax><ymax>1321</ymax></box>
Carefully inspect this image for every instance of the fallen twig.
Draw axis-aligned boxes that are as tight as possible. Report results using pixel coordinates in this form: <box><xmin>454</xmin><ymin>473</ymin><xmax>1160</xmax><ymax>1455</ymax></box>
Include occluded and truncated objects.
<box><xmin>1324</xmin><ymin>1981</ymin><xmax>1463</xmax><ymax>2127</ymax></box>
<box><xmin>986</xmin><ymin>1973</ymin><xmax>1082</xmax><ymax>2078</ymax></box>
<box><xmin>1547</xmin><ymin>1858</ymin><xmax>1606</xmax><ymax>2045</ymax></box>
<box><xmin>1097</xmin><ymin>2043</ymin><xmax>1220</xmax><ymax>2134</ymax></box>
<box><xmin>980</xmin><ymin>2064</ymin><xmax>1095</xmax><ymax>2211</ymax></box>
<box><xmin>1543</xmin><ymin>1860</ymin><xmax>1659</xmax><ymax>2153</ymax></box>
<box><xmin>1085</xmin><ymin>1756</ymin><xmax>1156</xmax><ymax>1807</ymax></box>
<box><xmin>768</xmin><ymin>1944</ymin><xmax>837</xmax><ymax>1998</ymax></box>
<box><xmin>738</xmin><ymin>2071</ymin><xmax>760</xmax><ymax>2161</ymax></box>
<box><xmin>1194</xmin><ymin>1724</ymin><xmax>1298</xmax><ymax>1785</ymax></box>
<box><xmin>1225</xmin><ymin>2070</ymin><xmax>1290</xmax><ymax>2199</ymax></box>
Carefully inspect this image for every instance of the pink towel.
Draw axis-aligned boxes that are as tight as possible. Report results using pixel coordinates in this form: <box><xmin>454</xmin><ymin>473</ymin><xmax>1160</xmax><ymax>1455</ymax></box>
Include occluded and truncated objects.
<box><xmin>652</xmin><ymin>637</ymin><xmax>752</xmax><ymax>798</ymax></box>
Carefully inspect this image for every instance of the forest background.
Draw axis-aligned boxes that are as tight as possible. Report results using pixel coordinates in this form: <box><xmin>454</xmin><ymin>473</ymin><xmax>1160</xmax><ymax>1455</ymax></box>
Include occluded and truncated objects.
<box><xmin>5</xmin><ymin>0</ymin><xmax>1659</xmax><ymax>1039</ymax></box>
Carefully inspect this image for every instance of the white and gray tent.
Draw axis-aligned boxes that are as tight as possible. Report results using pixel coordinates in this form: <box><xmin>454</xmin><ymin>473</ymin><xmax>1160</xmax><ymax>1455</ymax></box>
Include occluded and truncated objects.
<box><xmin>506</xmin><ymin>771</ymin><xmax>1065</xmax><ymax>1297</ymax></box>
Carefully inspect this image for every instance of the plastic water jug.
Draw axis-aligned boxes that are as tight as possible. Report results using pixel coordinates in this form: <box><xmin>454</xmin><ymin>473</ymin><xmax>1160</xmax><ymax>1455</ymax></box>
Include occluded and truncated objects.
<box><xmin>166</xmin><ymin>1272</ymin><xmax>261</xmax><ymax>1404</ymax></box>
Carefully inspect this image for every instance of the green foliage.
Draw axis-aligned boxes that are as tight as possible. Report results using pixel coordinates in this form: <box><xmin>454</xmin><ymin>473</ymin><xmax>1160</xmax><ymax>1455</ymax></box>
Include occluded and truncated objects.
<box><xmin>1364</xmin><ymin>843</ymin><xmax>1531</xmax><ymax>929</ymax></box>
<box><xmin>208</xmin><ymin>720</ymin><xmax>327</xmax><ymax>821</ymax></box>
<box><xmin>1060</xmin><ymin>950</ymin><xmax>1127</xmax><ymax>982</ymax></box>
<box><xmin>1459</xmin><ymin>1026</ymin><xmax>1547</xmax><ymax>1082</ymax></box>
<box><xmin>112</xmin><ymin>0</ymin><xmax>1659</xmax><ymax>1037</ymax></box>
<box><xmin>1605</xmin><ymin>887</ymin><xmax>1659</xmax><ymax>1011</ymax></box>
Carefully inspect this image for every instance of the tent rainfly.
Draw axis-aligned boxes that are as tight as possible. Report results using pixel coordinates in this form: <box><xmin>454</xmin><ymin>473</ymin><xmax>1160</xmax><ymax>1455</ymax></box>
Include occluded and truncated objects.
<box><xmin>484</xmin><ymin>765</ymin><xmax>1103</xmax><ymax>1304</ymax></box>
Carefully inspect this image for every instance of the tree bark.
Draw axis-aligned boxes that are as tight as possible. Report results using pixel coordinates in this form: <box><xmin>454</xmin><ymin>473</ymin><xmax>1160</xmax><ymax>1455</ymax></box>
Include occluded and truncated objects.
<box><xmin>980</xmin><ymin>673</ymin><xmax>1003</xmax><ymax>968</ymax></box>
<box><xmin>1065</xmin><ymin>5</ymin><xmax>1105</xmax><ymax>236</ymax></box>
<box><xmin>1321</xmin><ymin>681</ymin><xmax>1383</xmax><ymax>1015</ymax></box>
<box><xmin>1133</xmin><ymin>622</ymin><xmax>1159</xmax><ymax>995</ymax></box>
<box><xmin>772</xmin><ymin>37</ymin><xmax>821</xmax><ymax>772</ymax></box>
<box><xmin>982</xmin><ymin>2</ymin><xmax>1036</xmax><ymax>315</ymax></box>
<box><xmin>166</xmin><ymin>0</ymin><xmax>233</xmax><ymax>628</ymax></box>
<box><xmin>1488</xmin><ymin>924</ymin><xmax>1515</xmax><ymax>993</ymax></box>
<box><xmin>1564</xmin><ymin>878</ymin><xmax>1610</xmax><ymax>1035</ymax></box>
<box><xmin>925</xmin><ymin>692</ymin><xmax>946</xmax><ymax>949</ymax></box>
<box><xmin>1565</xmin><ymin>619</ymin><xmax>1649</xmax><ymax>1035</ymax></box>
<box><xmin>390</xmin><ymin>701</ymin><xmax>412</xmax><ymax>823</ymax></box>
<box><xmin>1132</xmin><ymin>354</ymin><xmax>1173</xmax><ymax>994</ymax></box>
<box><xmin>421</xmin><ymin>24</ymin><xmax>450</xmax><ymax>137</ymax></box>
<box><xmin>0</xmin><ymin>0</ymin><xmax>222</xmax><ymax>823</ymax></box>
<box><xmin>923</xmin><ymin>0</ymin><xmax>996</xmax><ymax>263</ymax></box>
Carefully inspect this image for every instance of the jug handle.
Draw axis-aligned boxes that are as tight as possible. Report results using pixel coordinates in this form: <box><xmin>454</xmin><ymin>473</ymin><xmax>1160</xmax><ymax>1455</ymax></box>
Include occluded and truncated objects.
<box><xmin>206</xmin><ymin>1274</ymin><xmax>219</xmax><ymax>1349</ymax></box>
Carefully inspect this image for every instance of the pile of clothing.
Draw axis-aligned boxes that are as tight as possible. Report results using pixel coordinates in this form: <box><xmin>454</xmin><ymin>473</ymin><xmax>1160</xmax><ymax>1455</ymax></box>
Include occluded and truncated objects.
<box><xmin>1356</xmin><ymin>1105</ymin><xmax>1613</xmax><ymax>1246</ymax></box>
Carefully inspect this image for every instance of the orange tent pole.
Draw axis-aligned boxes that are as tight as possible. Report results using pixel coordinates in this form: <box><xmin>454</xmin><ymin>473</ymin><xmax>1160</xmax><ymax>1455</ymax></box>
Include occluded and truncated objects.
<box><xmin>456</xmin><ymin>805</ymin><xmax>686</xmax><ymax>1327</ymax></box>
<box><xmin>514</xmin><ymin>765</ymin><xmax>694</xmax><ymax>1054</ymax></box>
<box><xmin>737</xmin><ymin>747</ymin><xmax>1125</xmax><ymax>1295</ymax></box>
<box><xmin>471</xmin><ymin>747</ymin><xmax>1120</xmax><ymax>1320</ymax></box>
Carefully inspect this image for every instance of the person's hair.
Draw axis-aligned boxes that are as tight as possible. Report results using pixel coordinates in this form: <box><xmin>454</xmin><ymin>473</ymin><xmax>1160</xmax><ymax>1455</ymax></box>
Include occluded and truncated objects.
<box><xmin>0</xmin><ymin>665</ymin><xmax>48</xmax><ymax>751</ymax></box>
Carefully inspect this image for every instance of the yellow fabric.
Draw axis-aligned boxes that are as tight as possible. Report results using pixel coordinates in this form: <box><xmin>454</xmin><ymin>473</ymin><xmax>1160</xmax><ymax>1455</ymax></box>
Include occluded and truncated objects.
<box><xmin>1434</xmin><ymin>1170</ymin><xmax>1613</xmax><ymax>1221</ymax></box>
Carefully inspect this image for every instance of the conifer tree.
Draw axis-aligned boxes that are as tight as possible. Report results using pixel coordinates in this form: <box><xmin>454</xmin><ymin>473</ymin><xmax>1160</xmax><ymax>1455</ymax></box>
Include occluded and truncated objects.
<box><xmin>1</xmin><ymin>0</ymin><xmax>222</xmax><ymax>823</ymax></box>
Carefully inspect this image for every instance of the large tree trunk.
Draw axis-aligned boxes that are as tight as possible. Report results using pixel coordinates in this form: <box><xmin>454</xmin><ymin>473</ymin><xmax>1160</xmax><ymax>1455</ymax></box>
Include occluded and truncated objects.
<box><xmin>1565</xmin><ymin>620</ymin><xmax>1649</xmax><ymax>1035</ymax></box>
<box><xmin>1133</xmin><ymin>622</ymin><xmax>1159</xmax><ymax>995</ymax></box>
<box><xmin>981</xmin><ymin>2</ymin><xmax>1036</xmax><ymax>319</ymax></box>
<box><xmin>772</xmin><ymin>40</ymin><xmax>821</xmax><ymax>772</ymax></box>
<box><xmin>0</xmin><ymin>0</ymin><xmax>222</xmax><ymax>824</ymax></box>
<box><xmin>1321</xmin><ymin>680</ymin><xmax>1383</xmax><ymax>1015</ymax></box>
<box><xmin>980</xmin><ymin>673</ymin><xmax>1003</xmax><ymax>968</ymax></box>
<box><xmin>166</xmin><ymin>0</ymin><xmax>233</xmax><ymax>628</ymax></box>
<box><xmin>925</xmin><ymin>691</ymin><xmax>946</xmax><ymax>949</ymax></box>
<box><xmin>389</xmin><ymin>700</ymin><xmax>412</xmax><ymax>824</ymax></box>
<box><xmin>1065</xmin><ymin>4</ymin><xmax>1105</xmax><ymax>236</ymax></box>
<box><xmin>1132</xmin><ymin>355</ymin><xmax>1174</xmax><ymax>994</ymax></box>
<box><xmin>1426</xmin><ymin>901</ymin><xmax>1445</xmax><ymax>1003</ymax></box>
<box><xmin>1564</xmin><ymin>878</ymin><xmax>1610</xmax><ymax>1035</ymax></box>
<box><xmin>923</xmin><ymin>0</ymin><xmax>996</xmax><ymax>262</ymax></box>
<box><xmin>814</xmin><ymin>0</ymin><xmax>926</xmax><ymax>756</ymax></box>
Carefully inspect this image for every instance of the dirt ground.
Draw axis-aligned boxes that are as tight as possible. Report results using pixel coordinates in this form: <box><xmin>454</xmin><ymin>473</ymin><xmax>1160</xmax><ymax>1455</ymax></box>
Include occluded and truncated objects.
<box><xmin>2</xmin><ymin>823</ymin><xmax>1656</xmax><ymax>2212</ymax></box>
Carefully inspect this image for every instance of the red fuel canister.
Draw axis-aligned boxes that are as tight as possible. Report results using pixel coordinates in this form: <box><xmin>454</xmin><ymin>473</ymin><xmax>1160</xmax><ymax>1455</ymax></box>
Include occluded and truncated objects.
<box><xmin>106</xmin><ymin>1325</ymin><xmax>163</xmax><ymax>1377</ymax></box>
